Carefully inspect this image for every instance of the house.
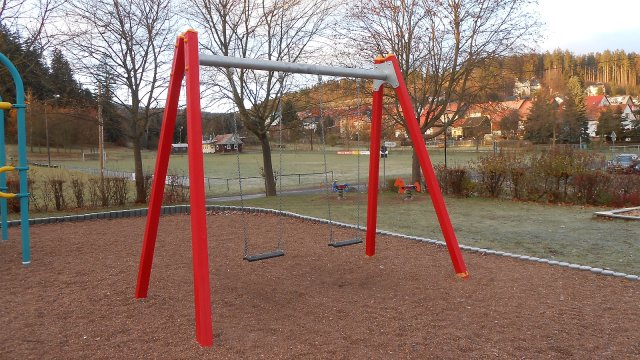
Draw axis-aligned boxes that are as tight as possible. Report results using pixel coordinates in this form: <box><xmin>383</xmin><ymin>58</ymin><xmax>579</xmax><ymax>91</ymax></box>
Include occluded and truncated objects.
<box><xmin>585</xmin><ymin>95</ymin><xmax>611</xmax><ymax>122</ymax></box>
<box><xmin>420</xmin><ymin>103</ymin><xmax>463</xmax><ymax>139</ymax></box>
<box><xmin>171</xmin><ymin>143</ymin><xmax>188</xmax><ymax>154</ymax></box>
<box><xmin>450</xmin><ymin>99</ymin><xmax>532</xmax><ymax>139</ymax></box>
<box><xmin>608</xmin><ymin>95</ymin><xmax>634</xmax><ymax>106</ymax></box>
<box><xmin>213</xmin><ymin>133</ymin><xmax>243</xmax><ymax>153</ymax></box>
<box><xmin>453</xmin><ymin>116</ymin><xmax>492</xmax><ymax>140</ymax></box>
<box><xmin>202</xmin><ymin>139</ymin><xmax>215</xmax><ymax>154</ymax></box>
<box><xmin>585</xmin><ymin>83</ymin><xmax>606</xmax><ymax>96</ymax></box>
<box><xmin>612</xmin><ymin>104</ymin><xmax>638</xmax><ymax>130</ymax></box>
<box><xmin>513</xmin><ymin>78</ymin><xmax>541</xmax><ymax>98</ymax></box>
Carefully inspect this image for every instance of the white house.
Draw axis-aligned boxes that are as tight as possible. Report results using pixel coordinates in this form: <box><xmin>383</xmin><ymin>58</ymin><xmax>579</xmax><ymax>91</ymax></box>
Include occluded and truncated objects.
<box><xmin>585</xmin><ymin>83</ymin><xmax>606</xmax><ymax>96</ymax></box>
<box><xmin>608</xmin><ymin>95</ymin><xmax>634</xmax><ymax>106</ymax></box>
<box><xmin>513</xmin><ymin>78</ymin><xmax>541</xmax><ymax>98</ymax></box>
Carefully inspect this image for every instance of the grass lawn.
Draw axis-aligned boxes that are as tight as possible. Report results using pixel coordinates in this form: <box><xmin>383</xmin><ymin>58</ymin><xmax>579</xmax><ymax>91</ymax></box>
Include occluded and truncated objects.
<box><xmin>42</xmin><ymin>145</ymin><xmax>488</xmax><ymax>196</ymax></box>
<box><xmin>8</xmin><ymin>144</ymin><xmax>640</xmax><ymax>275</ymax></box>
<box><xmin>223</xmin><ymin>192</ymin><xmax>640</xmax><ymax>275</ymax></box>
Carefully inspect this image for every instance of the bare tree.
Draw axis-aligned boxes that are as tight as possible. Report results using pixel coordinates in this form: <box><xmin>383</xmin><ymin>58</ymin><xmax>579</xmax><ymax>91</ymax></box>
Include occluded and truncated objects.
<box><xmin>346</xmin><ymin>0</ymin><xmax>541</xmax><ymax>182</ymax></box>
<box><xmin>62</xmin><ymin>0</ymin><xmax>175</xmax><ymax>202</ymax></box>
<box><xmin>1</xmin><ymin>0</ymin><xmax>64</xmax><ymax>51</ymax></box>
<box><xmin>187</xmin><ymin>0</ymin><xmax>333</xmax><ymax>196</ymax></box>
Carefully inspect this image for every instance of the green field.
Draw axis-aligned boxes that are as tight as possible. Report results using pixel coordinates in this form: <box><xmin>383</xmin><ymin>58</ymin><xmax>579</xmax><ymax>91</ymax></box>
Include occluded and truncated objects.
<box><xmin>35</xmin><ymin>145</ymin><xmax>490</xmax><ymax>196</ymax></box>
<box><xmin>9</xmin><ymin>144</ymin><xmax>640</xmax><ymax>275</ymax></box>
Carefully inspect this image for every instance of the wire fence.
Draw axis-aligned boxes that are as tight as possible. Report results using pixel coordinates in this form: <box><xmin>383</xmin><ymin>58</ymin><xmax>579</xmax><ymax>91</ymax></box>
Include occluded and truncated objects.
<box><xmin>63</xmin><ymin>166</ymin><xmax>335</xmax><ymax>196</ymax></box>
<box><xmin>610</xmin><ymin>145</ymin><xmax>640</xmax><ymax>153</ymax></box>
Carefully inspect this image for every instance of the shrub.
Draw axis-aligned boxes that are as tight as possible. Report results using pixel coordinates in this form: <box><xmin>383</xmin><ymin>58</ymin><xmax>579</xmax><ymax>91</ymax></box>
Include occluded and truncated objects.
<box><xmin>507</xmin><ymin>157</ymin><xmax>528</xmax><ymax>200</ymax></box>
<box><xmin>46</xmin><ymin>177</ymin><xmax>66</xmax><ymax>211</ymax></box>
<box><xmin>164</xmin><ymin>173</ymin><xmax>189</xmax><ymax>204</ymax></box>
<box><xmin>524</xmin><ymin>147</ymin><xmax>604</xmax><ymax>203</ymax></box>
<box><xmin>87</xmin><ymin>178</ymin><xmax>111</xmax><ymax>207</ymax></box>
<box><xmin>99</xmin><ymin>178</ymin><xmax>111</xmax><ymax>207</ymax></box>
<box><xmin>87</xmin><ymin>178</ymin><xmax>101</xmax><ymax>208</ymax></box>
<box><xmin>6</xmin><ymin>175</ymin><xmax>34</xmax><ymax>213</ymax></box>
<box><xmin>474</xmin><ymin>152</ymin><xmax>510</xmax><ymax>198</ymax></box>
<box><xmin>6</xmin><ymin>176</ymin><xmax>20</xmax><ymax>213</ymax></box>
<box><xmin>71</xmin><ymin>177</ymin><xmax>86</xmax><ymax>208</ymax></box>
<box><xmin>110</xmin><ymin>177</ymin><xmax>128</xmax><ymax>206</ymax></box>
<box><xmin>434</xmin><ymin>165</ymin><xmax>472</xmax><ymax>197</ymax></box>
<box><xmin>608</xmin><ymin>175</ymin><xmax>640</xmax><ymax>207</ymax></box>
<box><xmin>571</xmin><ymin>171</ymin><xmax>611</xmax><ymax>205</ymax></box>
<box><xmin>144</xmin><ymin>174</ymin><xmax>153</xmax><ymax>202</ymax></box>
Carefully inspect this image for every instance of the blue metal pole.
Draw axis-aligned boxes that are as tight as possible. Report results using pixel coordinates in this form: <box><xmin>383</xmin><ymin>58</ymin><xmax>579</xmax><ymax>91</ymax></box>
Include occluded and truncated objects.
<box><xmin>0</xmin><ymin>94</ymin><xmax>8</xmax><ymax>241</ymax></box>
<box><xmin>0</xmin><ymin>52</ymin><xmax>30</xmax><ymax>264</ymax></box>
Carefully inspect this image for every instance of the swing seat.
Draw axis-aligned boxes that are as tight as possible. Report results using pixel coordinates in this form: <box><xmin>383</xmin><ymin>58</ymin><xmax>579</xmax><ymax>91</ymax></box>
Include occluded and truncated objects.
<box><xmin>328</xmin><ymin>238</ymin><xmax>363</xmax><ymax>248</ymax></box>
<box><xmin>243</xmin><ymin>249</ymin><xmax>285</xmax><ymax>262</ymax></box>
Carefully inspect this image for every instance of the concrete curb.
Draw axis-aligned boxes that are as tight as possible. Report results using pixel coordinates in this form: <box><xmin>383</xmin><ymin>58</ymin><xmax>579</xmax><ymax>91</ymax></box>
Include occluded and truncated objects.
<box><xmin>7</xmin><ymin>204</ymin><xmax>638</xmax><ymax>281</ymax></box>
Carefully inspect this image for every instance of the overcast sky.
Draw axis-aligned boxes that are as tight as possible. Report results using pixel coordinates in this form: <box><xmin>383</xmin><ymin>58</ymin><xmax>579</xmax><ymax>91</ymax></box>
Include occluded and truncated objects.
<box><xmin>537</xmin><ymin>0</ymin><xmax>640</xmax><ymax>53</ymax></box>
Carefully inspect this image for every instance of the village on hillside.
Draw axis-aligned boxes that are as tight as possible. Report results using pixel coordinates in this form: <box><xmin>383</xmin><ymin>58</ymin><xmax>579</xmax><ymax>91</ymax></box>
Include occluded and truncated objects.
<box><xmin>288</xmin><ymin>80</ymin><xmax>640</xmax><ymax>150</ymax></box>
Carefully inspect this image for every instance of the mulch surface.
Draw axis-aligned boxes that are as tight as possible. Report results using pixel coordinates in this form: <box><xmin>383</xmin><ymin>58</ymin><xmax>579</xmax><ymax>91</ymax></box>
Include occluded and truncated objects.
<box><xmin>1</xmin><ymin>212</ymin><xmax>639</xmax><ymax>359</ymax></box>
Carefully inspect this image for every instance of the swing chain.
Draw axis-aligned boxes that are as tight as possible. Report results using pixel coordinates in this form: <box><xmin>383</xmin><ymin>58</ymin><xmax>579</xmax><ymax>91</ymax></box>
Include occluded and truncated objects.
<box><xmin>276</xmin><ymin>73</ymin><xmax>286</xmax><ymax>251</ymax></box>
<box><xmin>355</xmin><ymin>78</ymin><xmax>363</xmax><ymax>236</ymax></box>
<box><xmin>233</xmin><ymin>109</ymin><xmax>250</xmax><ymax>257</ymax></box>
<box><xmin>317</xmin><ymin>74</ymin><xmax>335</xmax><ymax>244</ymax></box>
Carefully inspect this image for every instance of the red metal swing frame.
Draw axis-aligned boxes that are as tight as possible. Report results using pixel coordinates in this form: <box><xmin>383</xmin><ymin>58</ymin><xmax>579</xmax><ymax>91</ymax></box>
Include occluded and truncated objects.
<box><xmin>135</xmin><ymin>30</ymin><xmax>468</xmax><ymax>347</ymax></box>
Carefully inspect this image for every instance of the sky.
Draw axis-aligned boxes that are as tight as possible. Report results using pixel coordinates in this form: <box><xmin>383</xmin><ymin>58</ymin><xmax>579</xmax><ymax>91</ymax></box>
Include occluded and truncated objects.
<box><xmin>537</xmin><ymin>0</ymin><xmax>640</xmax><ymax>53</ymax></box>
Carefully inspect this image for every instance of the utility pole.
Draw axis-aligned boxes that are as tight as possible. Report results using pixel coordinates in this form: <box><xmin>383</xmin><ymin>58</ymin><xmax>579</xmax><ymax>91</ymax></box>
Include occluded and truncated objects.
<box><xmin>98</xmin><ymin>83</ymin><xmax>105</xmax><ymax>181</ymax></box>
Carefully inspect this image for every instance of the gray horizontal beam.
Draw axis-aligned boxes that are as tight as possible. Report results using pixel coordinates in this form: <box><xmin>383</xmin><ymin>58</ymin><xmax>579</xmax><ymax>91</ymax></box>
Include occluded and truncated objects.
<box><xmin>199</xmin><ymin>54</ymin><xmax>389</xmax><ymax>81</ymax></box>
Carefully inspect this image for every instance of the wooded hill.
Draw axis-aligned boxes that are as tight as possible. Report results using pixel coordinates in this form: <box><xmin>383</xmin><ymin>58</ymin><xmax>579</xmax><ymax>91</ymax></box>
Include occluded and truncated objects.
<box><xmin>498</xmin><ymin>50</ymin><xmax>640</xmax><ymax>96</ymax></box>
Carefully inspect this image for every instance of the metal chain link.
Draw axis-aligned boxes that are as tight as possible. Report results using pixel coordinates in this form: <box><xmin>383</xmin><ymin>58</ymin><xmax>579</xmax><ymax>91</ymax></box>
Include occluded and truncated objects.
<box><xmin>233</xmin><ymin>109</ymin><xmax>250</xmax><ymax>257</ymax></box>
<box><xmin>355</xmin><ymin>78</ymin><xmax>363</xmax><ymax>237</ymax></box>
<box><xmin>276</xmin><ymin>74</ymin><xmax>285</xmax><ymax>251</ymax></box>
<box><xmin>317</xmin><ymin>74</ymin><xmax>334</xmax><ymax>244</ymax></box>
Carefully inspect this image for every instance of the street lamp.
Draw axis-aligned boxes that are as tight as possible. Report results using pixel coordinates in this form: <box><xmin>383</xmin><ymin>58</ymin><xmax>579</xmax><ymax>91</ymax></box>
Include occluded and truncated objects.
<box><xmin>179</xmin><ymin>126</ymin><xmax>184</xmax><ymax>143</ymax></box>
<box><xmin>43</xmin><ymin>95</ymin><xmax>59</xmax><ymax>167</ymax></box>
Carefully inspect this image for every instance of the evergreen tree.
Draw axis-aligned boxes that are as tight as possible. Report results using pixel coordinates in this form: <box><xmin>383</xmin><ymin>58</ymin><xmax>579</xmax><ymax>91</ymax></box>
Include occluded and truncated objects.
<box><xmin>49</xmin><ymin>48</ymin><xmax>84</xmax><ymax>105</ymax></box>
<box><xmin>0</xmin><ymin>25</ymin><xmax>51</xmax><ymax>102</ymax></box>
<box><xmin>524</xmin><ymin>91</ymin><xmax>556</xmax><ymax>143</ymax></box>
<box><xmin>561</xmin><ymin>76</ymin><xmax>589</xmax><ymax>144</ymax></box>
<box><xmin>499</xmin><ymin>109</ymin><xmax>520</xmax><ymax>139</ymax></box>
<box><xmin>596</xmin><ymin>107</ymin><xmax>622</xmax><ymax>139</ymax></box>
<box><xmin>281</xmin><ymin>100</ymin><xmax>303</xmax><ymax>142</ymax></box>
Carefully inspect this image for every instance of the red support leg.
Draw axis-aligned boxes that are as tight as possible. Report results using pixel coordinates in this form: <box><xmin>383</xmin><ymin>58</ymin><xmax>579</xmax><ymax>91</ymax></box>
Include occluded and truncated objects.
<box><xmin>183</xmin><ymin>29</ymin><xmax>214</xmax><ymax>347</ymax></box>
<box><xmin>365</xmin><ymin>58</ymin><xmax>385</xmax><ymax>257</ymax></box>
<box><xmin>386</xmin><ymin>55</ymin><xmax>469</xmax><ymax>278</ymax></box>
<box><xmin>135</xmin><ymin>36</ymin><xmax>186</xmax><ymax>299</ymax></box>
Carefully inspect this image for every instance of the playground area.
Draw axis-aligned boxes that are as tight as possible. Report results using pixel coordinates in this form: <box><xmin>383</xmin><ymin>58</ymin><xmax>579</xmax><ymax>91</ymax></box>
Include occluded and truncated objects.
<box><xmin>1</xmin><ymin>212</ymin><xmax>639</xmax><ymax>358</ymax></box>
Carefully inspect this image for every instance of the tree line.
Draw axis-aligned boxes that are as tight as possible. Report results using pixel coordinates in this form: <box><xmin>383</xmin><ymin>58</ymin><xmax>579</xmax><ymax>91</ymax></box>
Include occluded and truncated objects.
<box><xmin>498</xmin><ymin>49</ymin><xmax>640</xmax><ymax>96</ymax></box>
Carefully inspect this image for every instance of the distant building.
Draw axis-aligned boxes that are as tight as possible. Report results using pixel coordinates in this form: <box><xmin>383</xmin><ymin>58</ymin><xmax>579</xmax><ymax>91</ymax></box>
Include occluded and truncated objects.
<box><xmin>513</xmin><ymin>78</ymin><xmax>541</xmax><ymax>98</ymax></box>
<box><xmin>202</xmin><ymin>138</ymin><xmax>215</xmax><ymax>154</ymax></box>
<box><xmin>608</xmin><ymin>95</ymin><xmax>634</xmax><ymax>106</ymax></box>
<box><xmin>213</xmin><ymin>133</ymin><xmax>243</xmax><ymax>153</ymax></box>
<box><xmin>585</xmin><ymin>95</ymin><xmax>611</xmax><ymax>122</ymax></box>
<box><xmin>611</xmin><ymin>104</ymin><xmax>638</xmax><ymax>130</ymax></box>
<box><xmin>171</xmin><ymin>143</ymin><xmax>188</xmax><ymax>154</ymax></box>
<box><xmin>585</xmin><ymin>83</ymin><xmax>606</xmax><ymax>96</ymax></box>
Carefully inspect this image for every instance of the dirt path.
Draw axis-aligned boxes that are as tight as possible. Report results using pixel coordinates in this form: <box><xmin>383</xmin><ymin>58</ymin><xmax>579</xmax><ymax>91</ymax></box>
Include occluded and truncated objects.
<box><xmin>1</xmin><ymin>212</ymin><xmax>638</xmax><ymax>359</ymax></box>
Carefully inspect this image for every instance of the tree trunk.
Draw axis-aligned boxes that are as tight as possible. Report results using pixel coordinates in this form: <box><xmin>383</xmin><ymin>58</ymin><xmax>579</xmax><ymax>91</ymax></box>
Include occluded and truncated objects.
<box><xmin>411</xmin><ymin>150</ymin><xmax>421</xmax><ymax>184</ymax></box>
<box><xmin>132</xmin><ymin>136</ymin><xmax>146</xmax><ymax>203</ymax></box>
<box><xmin>259</xmin><ymin>134</ymin><xmax>277</xmax><ymax>196</ymax></box>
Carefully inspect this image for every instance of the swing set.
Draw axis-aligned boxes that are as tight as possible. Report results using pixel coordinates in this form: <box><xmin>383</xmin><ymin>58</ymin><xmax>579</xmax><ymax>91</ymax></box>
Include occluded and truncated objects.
<box><xmin>135</xmin><ymin>30</ymin><xmax>469</xmax><ymax>347</ymax></box>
